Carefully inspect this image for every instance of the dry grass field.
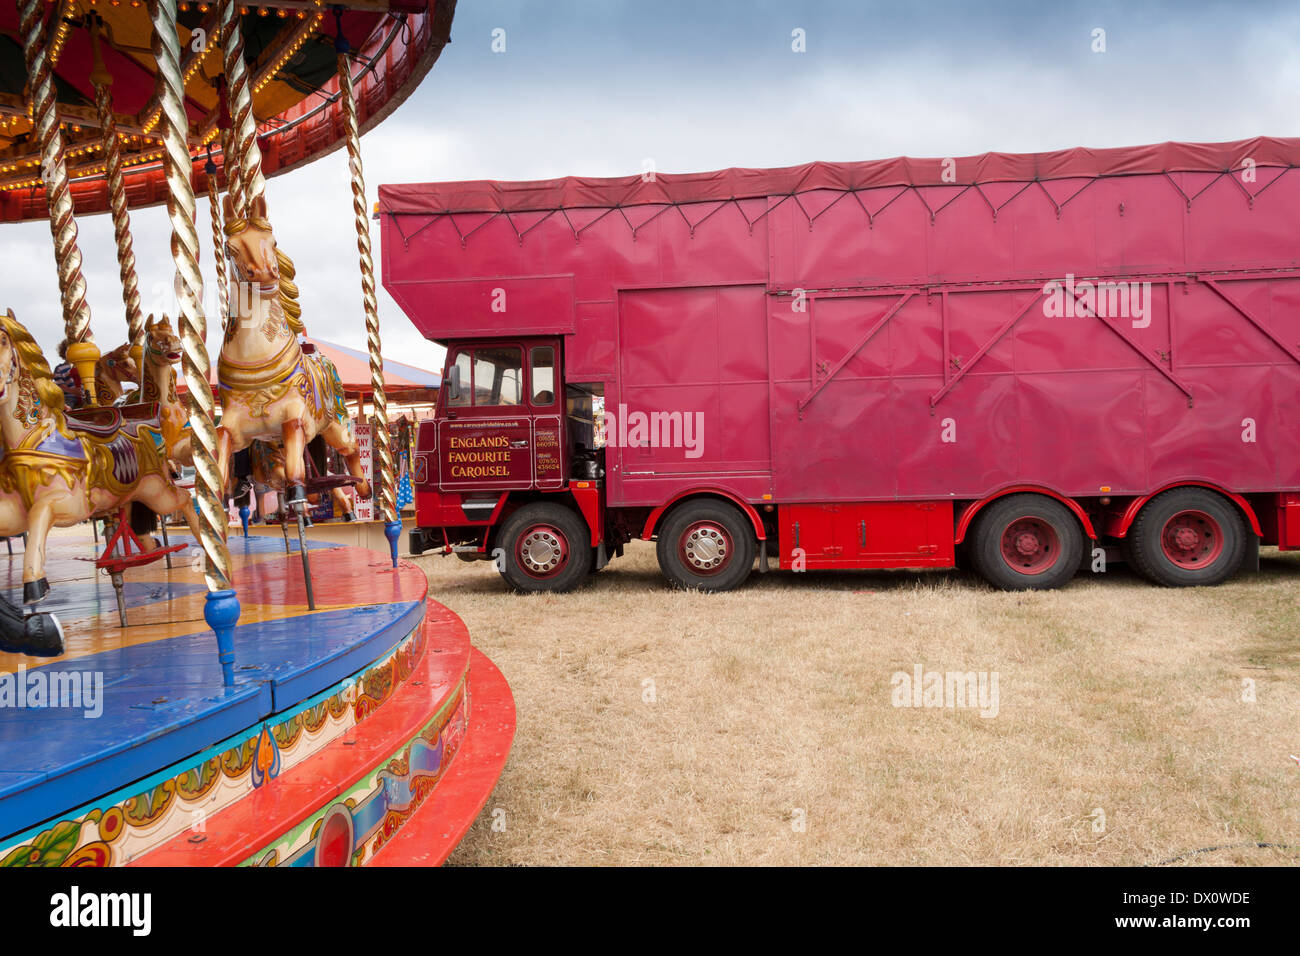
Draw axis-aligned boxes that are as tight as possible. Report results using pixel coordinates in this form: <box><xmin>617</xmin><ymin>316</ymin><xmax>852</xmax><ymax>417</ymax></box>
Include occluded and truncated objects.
<box><xmin>424</xmin><ymin>542</ymin><xmax>1299</xmax><ymax>866</ymax></box>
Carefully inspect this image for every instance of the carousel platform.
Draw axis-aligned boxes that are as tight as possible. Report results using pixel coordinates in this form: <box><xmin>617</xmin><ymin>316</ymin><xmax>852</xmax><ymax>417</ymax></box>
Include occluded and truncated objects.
<box><xmin>0</xmin><ymin>531</ymin><xmax>513</xmax><ymax>867</ymax></box>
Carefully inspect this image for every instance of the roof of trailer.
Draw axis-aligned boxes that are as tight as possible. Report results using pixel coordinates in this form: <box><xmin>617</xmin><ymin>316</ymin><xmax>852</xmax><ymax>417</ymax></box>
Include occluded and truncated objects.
<box><xmin>378</xmin><ymin>135</ymin><xmax>1300</xmax><ymax>215</ymax></box>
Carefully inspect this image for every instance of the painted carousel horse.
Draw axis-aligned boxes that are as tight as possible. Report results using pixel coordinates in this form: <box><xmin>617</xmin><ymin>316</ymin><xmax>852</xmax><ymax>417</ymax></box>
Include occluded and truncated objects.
<box><xmin>216</xmin><ymin>195</ymin><xmax>369</xmax><ymax>508</ymax></box>
<box><xmin>0</xmin><ymin>310</ymin><xmax>201</xmax><ymax>603</ymax></box>
<box><xmin>138</xmin><ymin>314</ymin><xmax>189</xmax><ymax>465</ymax></box>
<box><xmin>94</xmin><ymin>341</ymin><xmax>140</xmax><ymax>405</ymax></box>
<box><xmin>244</xmin><ymin>437</ymin><xmax>356</xmax><ymax>521</ymax></box>
<box><xmin>143</xmin><ymin>313</ymin><xmax>354</xmax><ymax>519</ymax></box>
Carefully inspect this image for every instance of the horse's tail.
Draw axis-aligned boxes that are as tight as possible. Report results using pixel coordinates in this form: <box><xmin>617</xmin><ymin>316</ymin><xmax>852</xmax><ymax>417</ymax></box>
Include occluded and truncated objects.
<box><xmin>307</xmin><ymin>433</ymin><xmax>327</xmax><ymax>475</ymax></box>
<box><xmin>129</xmin><ymin>501</ymin><xmax>158</xmax><ymax>536</ymax></box>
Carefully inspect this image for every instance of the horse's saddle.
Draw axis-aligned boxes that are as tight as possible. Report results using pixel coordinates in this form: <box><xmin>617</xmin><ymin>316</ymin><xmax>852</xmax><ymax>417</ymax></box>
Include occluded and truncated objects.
<box><xmin>65</xmin><ymin>402</ymin><xmax>162</xmax><ymax>440</ymax></box>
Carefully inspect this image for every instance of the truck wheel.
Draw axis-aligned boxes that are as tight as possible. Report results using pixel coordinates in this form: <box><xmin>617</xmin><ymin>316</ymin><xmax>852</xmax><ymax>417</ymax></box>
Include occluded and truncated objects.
<box><xmin>970</xmin><ymin>494</ymin><xmax>1083</xmax><ymax>590</ymax></box>
<box><xmin>656</xmin><ymin>500</ymin><xmax>755</xmax><ymax>592</ymax></box>
<box><xmin>1124</xmin><ymin>488</ymin><xmax>1246</xmax><ymax>587</ymax></box>
<box><xmin>497</xmin><ymin>503</ymin><xmax>592</xmax><ymax>592</ymax></box>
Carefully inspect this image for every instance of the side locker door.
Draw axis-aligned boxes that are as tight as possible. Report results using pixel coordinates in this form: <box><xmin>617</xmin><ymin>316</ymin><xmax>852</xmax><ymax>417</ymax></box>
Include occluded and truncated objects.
<box><xmin>780</xmin><ymin>504</ymin><xmax>845</xmax><ymax>568</ymax></box>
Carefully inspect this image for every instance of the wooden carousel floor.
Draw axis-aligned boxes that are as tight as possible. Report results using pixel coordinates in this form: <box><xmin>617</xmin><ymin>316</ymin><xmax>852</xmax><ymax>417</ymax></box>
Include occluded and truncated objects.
<box><xmin>0</xmin><ymin>530</ymin><xmax>428</xmax><ymax>840</ymax></box>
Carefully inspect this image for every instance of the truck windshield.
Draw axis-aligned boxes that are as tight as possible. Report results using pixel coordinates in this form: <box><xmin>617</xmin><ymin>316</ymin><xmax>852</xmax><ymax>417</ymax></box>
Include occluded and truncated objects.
<box><xmin>447</xmin><ymin>346</ymin><xmax>523</xmax><ymax>407</ymax></box>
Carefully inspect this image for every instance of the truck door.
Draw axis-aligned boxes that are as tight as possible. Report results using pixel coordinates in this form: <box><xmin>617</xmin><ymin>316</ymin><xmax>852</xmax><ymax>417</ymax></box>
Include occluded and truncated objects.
<box><xmin>437</xmin><ymin>342</ymin><xmax>566</xmax><ymax>491</ymax></box>
<box><xmin>527</xmin><ymin>343</ymin><xmax>565</xmax><ymax>490</ymax></box>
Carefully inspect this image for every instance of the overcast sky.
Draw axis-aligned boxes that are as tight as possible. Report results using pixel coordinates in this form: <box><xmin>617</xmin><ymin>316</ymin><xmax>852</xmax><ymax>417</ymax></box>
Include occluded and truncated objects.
<box><xmin>4</xmin><ymin>0</ymin><xmax>1298</xmax><ymax>375</ymax></box>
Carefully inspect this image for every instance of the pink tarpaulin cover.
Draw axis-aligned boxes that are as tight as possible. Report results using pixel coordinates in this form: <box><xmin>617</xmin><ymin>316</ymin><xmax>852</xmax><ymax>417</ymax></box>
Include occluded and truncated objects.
<box><xmin>378</xmin><ymin>136</ymin><xmax>1300</xmax><ymax>215</ymax></box>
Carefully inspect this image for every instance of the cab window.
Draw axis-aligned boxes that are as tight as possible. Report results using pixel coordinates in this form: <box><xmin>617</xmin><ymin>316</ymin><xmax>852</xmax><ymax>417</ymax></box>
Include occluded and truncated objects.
<box><xmin>447</xmin><ymin>346</ymin><xmax>523</xmax><ymax>407</ymax></box>
<box><xmin>474</xmin><ymin>346</ymin><xmax>522</xmax><ymax>406</ymax></box>
<box><xmin>531</xmin><ymin>346</ymin><xmax>556</xmax><ymax>406</ymax></box>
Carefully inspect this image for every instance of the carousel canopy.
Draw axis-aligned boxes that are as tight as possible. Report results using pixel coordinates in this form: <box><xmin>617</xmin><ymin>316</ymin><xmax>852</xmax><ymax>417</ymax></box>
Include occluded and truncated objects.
<box><xmin>0</xmin><ymin>0</ymin><xmax>454</xmax><ymax>222</ymax></box>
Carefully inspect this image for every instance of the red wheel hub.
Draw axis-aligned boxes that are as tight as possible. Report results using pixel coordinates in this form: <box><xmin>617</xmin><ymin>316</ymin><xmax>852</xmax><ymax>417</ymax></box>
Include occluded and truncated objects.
<box><xmin>678</xmin><ymin>521</ymin><xmax>732</xmax><ymax>575</ymax></box>
<box><xmin>1160</xmin><ymin>510</ymin><xmax>1223</xmax><ymax>569</ymax></box>
<box><xmin>999</xmin><ymin>517</ymin><xmax>1059</xmax><ymax>574</ymax></box>
<box><xmin>516</xmin><ymin>524</ymin><xmax>570</xmax><ymax>578</ymax></box>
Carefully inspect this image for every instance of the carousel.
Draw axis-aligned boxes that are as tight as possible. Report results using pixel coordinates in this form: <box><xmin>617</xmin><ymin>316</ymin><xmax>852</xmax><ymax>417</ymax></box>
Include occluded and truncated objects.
<box><xmin>0</xmin><ymin>0</ymin><xmax>514</xmax><ymax>867</ymax></box>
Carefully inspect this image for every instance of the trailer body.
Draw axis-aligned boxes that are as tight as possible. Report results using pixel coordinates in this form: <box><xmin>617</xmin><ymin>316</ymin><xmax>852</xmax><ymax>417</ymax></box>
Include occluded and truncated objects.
<box><xmin>379</xmin><ymin>136</ymin><xmax>1300</xmax><ymax>590</ymax></box>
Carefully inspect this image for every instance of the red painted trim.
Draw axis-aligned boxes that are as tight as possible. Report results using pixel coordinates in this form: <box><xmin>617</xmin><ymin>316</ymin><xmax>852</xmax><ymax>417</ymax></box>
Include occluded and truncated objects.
<box><xmin>1112</xmin><ymin>481</ymin><xmax>1263</xmax><ymax>538</ymax></box>
<box><xmin>954</xmin><ymin>485</ymin><xmax>1098</xmax><ymax>544</ymax></box>
<box><xmin>568</xmin><ymin>482</ymin><xmax>604</xmax><ymax>546</ymax></box>
<box><xmin>368</xmin><ymin>647</ymin><xmax>516</xmax><ymax>866</ymax></box>
<box><xmin>131</xmin><ymin>603</ymin><xmax>479</xmax><ymax>867</ymax></box>
<box><xmin>640</xmin><ymin>488</ymin><xmax>768</xmax><ymax>541</ymax></box>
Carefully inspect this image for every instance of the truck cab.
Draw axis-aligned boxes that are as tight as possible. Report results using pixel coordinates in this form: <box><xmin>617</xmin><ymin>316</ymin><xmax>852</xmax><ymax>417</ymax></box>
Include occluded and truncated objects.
<box><xmin>409</xmin><ymin>337</ymin><xmax>612</xmax><ymax>590</ymax></box>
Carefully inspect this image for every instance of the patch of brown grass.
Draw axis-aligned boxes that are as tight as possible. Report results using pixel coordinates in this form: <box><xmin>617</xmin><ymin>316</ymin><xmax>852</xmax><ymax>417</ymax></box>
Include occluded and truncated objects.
<box><xmin>426</xmin><ymin>543</ymin><xmax>1300</xmax><ymax>866</ymax></box>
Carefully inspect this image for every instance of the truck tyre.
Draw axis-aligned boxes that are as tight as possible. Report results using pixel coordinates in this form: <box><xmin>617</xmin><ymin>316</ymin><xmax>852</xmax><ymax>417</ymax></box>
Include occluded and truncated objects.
<box><xmin>497</xmin><ymin>503</ymin><xmax>592</xmax><ymax>592</ymax></box>
<box><xmin>656</xmin><ymin>500</ymin><xmax>755</xmax><ymax>592</ymax></box>
<box><xmin>1124</xmin><ymin>487</ymin><xmax>1246</xmax><ymax>587</ymax></box>
<box><xmin>970</xmin><ymin>494</ymin><xmax>1083</xmax><ymax>591</ymax></box>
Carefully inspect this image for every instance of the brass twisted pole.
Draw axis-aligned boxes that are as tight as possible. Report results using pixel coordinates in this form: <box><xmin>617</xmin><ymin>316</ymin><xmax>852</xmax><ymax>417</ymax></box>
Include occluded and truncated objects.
<box><xmin>221</xmin><ymin>125</ymin><xmax>243</xmax><ymax>215</ymax></box>
<box><xmin>217</xmin><ymin>76</ymin><xmax>243</xmax><ymax>222</ymax></box>
<box><xmin>337</xmin><ymin>39</ymin><xmax>396</xmax><ymax>528</ymax></box>
<box><xmin>17</xmin><ymin>0</ymin><xmax>99</xmax><ymax>400</ymax></box>
<box><xmin>206</xmin><ymin>155</ymin><xmax>229</xmax><ymax>325</ymax></box>
<box><xmin>219</xmin><ymin>0</ymin><xmax>264</xmax><ymax>218</ymax></box>
<box><xmin>90</xmin><ymin>18</ymin><xmax>144</xmax><ymax>350</ymax></box>
<box><xmin>150</xmin><ymin>0</ymin><xmax>233</xmax><ymax>594</ymax></box>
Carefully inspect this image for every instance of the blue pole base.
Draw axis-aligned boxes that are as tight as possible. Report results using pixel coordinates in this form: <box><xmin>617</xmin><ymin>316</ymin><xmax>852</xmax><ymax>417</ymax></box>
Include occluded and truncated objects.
<box><xmin>384</xmin><ymin>520</ymin><xmax>402</xmax><ymax>569</ymax></box>
<box><xmin>204</xmin><ymin>588</ymin><xmax>242</xmax><ymax>688</ymax></box>
<box><xmin>238</xmin><ymin>505</ymin><xmax>250</xmax><ymax>538</ymax></box>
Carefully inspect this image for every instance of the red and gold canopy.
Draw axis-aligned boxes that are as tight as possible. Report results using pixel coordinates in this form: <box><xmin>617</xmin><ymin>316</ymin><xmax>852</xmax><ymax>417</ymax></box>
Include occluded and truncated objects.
<box><xmin>0</xmin><ymin>0</ymin><xmax>453</xmax><ymax>221</ymax></box>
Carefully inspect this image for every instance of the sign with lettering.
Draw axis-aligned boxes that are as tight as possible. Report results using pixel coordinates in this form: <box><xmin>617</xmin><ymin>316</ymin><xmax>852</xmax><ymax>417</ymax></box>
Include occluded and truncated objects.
<box><xmin>354</xmin><ymin>420</ymin><xmax>374</xmax><ymax>521</ymax></box>
<box><xmin>438</xmin><ymin>417</ymin><xmax>533</xmax><ymax>490</ymax></box>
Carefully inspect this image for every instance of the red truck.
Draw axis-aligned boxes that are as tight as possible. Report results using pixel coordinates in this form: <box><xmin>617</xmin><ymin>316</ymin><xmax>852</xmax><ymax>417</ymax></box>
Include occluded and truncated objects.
<box><xmin>379</xmin><ymin>136</ymin><xmax>1300</xmax><ymax>593</ymax></box>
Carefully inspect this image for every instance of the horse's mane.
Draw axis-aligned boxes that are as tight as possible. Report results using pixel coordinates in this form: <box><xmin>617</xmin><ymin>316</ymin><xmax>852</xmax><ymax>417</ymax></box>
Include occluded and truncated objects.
<box><xmin>224</xmin><ymin>214</ymin><xmax>304</xmax><ymax>336</ymax></box>
<box><xmin>276</xmin><ymin>248</ymin><xmax>304</xmax><ymax>336</ymax></box>
<box><xmin>1</xmin><ymin>311</ymin><xmax>66</xmax><ymax>417</ymax></box>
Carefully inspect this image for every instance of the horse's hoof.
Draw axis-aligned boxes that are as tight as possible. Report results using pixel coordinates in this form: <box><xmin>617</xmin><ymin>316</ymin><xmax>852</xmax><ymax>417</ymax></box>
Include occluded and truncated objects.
<box><xmin>342</xmin><ymin>512</ymin><xmax>356</xmax><ymax>523</ymax></box>
<box><xmin>287</xmin><ymin>483</ymin><xmax>307</xmax><ymax>505</ymax></box>
<box><xmin>23</xmin><ymin>578</ymin><xmax>50</xmax><ymax>606</ymax></box>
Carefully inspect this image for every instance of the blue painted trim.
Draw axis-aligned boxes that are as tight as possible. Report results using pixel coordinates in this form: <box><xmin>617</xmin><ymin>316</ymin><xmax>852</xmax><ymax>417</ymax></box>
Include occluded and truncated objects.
<box><xmin>0</xmin><ymin>616</ymin><xmax>423</xmax><ymax>849</ymax></box>
<box><xmin>0</xmin><ymin>600</ymin><xmax>423</xmax><ymax>841</ymax></box>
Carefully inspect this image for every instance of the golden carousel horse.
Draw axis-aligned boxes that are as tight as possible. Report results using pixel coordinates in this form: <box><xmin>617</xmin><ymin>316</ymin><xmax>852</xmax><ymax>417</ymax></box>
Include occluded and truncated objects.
<box><xmin>0</xmin><ymin>310</ymin><xmax>201</xmax><ymax>603</ymax></box>
<box><xmin>216</xmin><ymin>195</ymin><xmax>369</xmax><ymax>508</ymax></box>
<box><xmin>94</xmin><ymin>341</ymin><xmax>140</xmax><ymax>404</ymax></box>
<box><xmin>144</xmin><ymin>312</ymin><xmax>355</xmax><ymax>521</ymax></box>
<box><xmin>138</xmin><ymin>314</ymin><xmax>189</xmax><ymax>465</ymax></box>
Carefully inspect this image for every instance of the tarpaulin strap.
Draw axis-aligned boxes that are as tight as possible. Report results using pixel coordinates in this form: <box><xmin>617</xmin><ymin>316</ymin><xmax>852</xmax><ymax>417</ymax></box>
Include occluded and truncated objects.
<box><xmin>1163</xmin><ymin>171</ymin><xmax>1193</xmax><ymax>210</ymax></box>
<box><xmin>517</xmin><ymin>208</ymin><xmax>558</xmax><ymax>241</ymax></box>
<box><xmin>683</xmin><ymin>200</ymin><xmax>732</xmax><ymax>235</ymax></box>
<box><xmin>971</xmin><ymin>183</ymin><xmax>997</xmax><ymax>219</ymax></box>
